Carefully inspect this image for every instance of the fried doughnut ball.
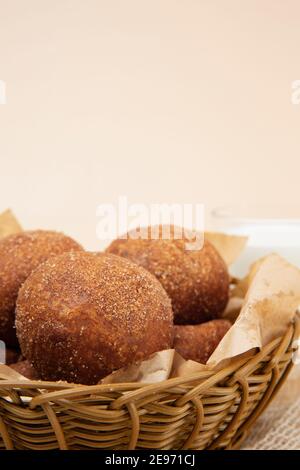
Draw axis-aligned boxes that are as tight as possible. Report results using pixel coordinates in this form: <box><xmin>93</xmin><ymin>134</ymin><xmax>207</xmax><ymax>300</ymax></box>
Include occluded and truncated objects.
<box><xmin>0</xmin><ymin>230</ymin><xmax>83</xmax><ymax>347</ymax></box>
<box><xmin>106</xmin><ymin>226</ymin><xmax>230</xmax><ymax>324</ymax></box>
<box><xmin>16</xmin><ymin>251</ymin><xmax>173</xmax><ymax>385</ymax></box>
<box><xmin>10</xmin><ymin>360</ymin><xmax>40</xmax><ymax>380</ymax></box>
<box><xmin>173</xmin><ymin>319</ymin><xmax>231</xmax><ymax>364</ymax></box>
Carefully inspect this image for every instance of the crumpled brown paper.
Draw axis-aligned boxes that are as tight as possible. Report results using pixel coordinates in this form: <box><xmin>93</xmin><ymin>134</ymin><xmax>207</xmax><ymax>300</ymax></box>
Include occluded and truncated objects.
<box><xmin>205</xmin><ymin>231</ymin><xmax>248</xmax><ymax>266</ymax></box>
<box><xmin>0</xmin><ymin>209</ymin><xmax>22</xmax><ymax>239</ymax></box>
<box><xmin>208</xmin><ymin>253</ymin><xmax>300</xmax><ymax>365</ymax></box>
<box><xmin>101</xmin><ymin>350</ymin><xmax>178</xmax><ymax>384</ymax></box>
<box><xmin>230</xmin><ymin>257</ymin><xmax>265</xmax><ymax>299</ymax></box>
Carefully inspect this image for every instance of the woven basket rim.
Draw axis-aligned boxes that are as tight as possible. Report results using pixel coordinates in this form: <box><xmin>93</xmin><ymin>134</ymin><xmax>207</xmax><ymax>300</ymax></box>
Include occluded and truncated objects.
<box><xmin>0</xmin><ymin>313</ymin><xmax>299</xmax><ymax>451</ymax></box>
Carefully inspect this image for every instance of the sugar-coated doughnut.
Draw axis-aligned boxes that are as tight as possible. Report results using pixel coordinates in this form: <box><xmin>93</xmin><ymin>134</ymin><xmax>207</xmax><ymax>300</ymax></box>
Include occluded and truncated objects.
<box><xmin>173</xmin><ymin>319</ymin><xmax>231</xmax><ymax>364</ymax></box>
<box><xmin>0</xmin><ymin>230</ymin><xmax>83</xmax><ymax>347</ymax></box>
<box><xmin>16</xmin><ymin>251</ymin><xmax>173</xmax><ymax>385</ymax></box>
<box><xmin>106</xmin><ymin>226</ymin><xmax>230</xmax><ymax>324</ymax></box>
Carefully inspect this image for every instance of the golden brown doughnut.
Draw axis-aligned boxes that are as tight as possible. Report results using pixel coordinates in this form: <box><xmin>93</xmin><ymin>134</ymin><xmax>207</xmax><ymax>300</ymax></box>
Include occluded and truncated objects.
<box><xmin>10</xmin><ymin>360</ymin><xmax>40</xmax><ymax>380</ymax></box>
<box><xmin>0</xmin><ymin>230</ymin><xmax>83</xmax><ymax>347</ymax></box>
<box><xmin>16</xmin><ymin>251</ymin><xmax>173</xmax><ymax>385</ymax></box>
<box><xmin>106</xmin><ymin>226</ymin><xmax>230</xmax><ymax>324</ymax></box>
<box><xmin>173</xmin><ymin>319</ymin><xmax>231</xmax><ymax>364</ymax></box>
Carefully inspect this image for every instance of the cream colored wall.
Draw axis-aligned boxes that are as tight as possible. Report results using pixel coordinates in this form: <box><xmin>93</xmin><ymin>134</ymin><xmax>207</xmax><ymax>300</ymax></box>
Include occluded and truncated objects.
<box><xmin>0</xmin><ymin>1</ymin><xmax>300</xmax><ymax>250</ymax></box>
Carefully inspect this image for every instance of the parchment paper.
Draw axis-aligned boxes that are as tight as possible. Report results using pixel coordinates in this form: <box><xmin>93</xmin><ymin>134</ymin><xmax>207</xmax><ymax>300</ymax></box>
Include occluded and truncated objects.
<box><xmin>0</xmin><ymin>209</ymin><xmax>22</xmax><ymax>239</ymax></box>
<box><xmin>205</xmin><ymin>231</ymin><xmax>248</xmax><ymax>266</ymax></box>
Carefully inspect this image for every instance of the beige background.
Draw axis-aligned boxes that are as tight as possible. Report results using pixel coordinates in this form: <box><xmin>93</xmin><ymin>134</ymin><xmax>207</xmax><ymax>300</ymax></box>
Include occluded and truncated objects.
<box><xmin>0</xmin><ymin>0</ymin><xmax>300</xmax><ymax>250</ymax></box>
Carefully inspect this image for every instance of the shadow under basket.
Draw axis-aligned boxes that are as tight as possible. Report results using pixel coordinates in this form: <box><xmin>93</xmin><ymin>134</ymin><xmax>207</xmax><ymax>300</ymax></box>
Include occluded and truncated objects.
<box><xmin>0</xmin><ymin>313</ymin><xmax>299</xmax><ymax>451</ymax></box>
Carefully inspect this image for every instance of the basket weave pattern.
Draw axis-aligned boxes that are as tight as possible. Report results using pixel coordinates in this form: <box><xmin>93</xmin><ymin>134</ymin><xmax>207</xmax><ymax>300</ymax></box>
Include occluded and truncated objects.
<box><xmin>0</xmin><ymin>315</ymin><xmax>299</xmax><ymax>451</ymax></box>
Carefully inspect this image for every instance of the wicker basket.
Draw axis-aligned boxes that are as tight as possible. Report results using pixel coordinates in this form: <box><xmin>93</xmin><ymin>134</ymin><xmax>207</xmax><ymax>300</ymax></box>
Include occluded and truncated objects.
<box><xmin>0</xmin><ymin>313</ymin><xmax>299</xmax><ymax>451</ymax></box>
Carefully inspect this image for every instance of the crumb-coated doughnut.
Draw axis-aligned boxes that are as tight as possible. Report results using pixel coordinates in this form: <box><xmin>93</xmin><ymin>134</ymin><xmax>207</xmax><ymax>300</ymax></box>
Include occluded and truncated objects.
<box><xmin>0</xmin><ymin>230</ymin><xmax>83</xmax><ymax>347</ymax></box>
<box><xmin>10</xmin><ymin>360</ymin><xmax>40</xmax><ymax>380</ymax></box>
<box><xmin>106</xmin><ymin>225</ymin><xmax>230</xmax><ymax>324</ymax></box>
<box><xmin>16</xmin><ymin>251</ymin><xmax>174</xmax><ymax>385</ymax></box>
<box><xmin>173</xmin><ymin>319</ymin><xmax>231</xmax><ymax>364</ymax></box>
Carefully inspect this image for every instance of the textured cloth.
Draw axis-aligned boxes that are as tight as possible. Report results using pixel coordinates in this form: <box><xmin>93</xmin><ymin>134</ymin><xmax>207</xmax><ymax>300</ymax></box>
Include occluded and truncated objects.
<box><xmin>242</xmin><ymin>364</ymin><xmax>300</xmax><ymax>450</ymax></box>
